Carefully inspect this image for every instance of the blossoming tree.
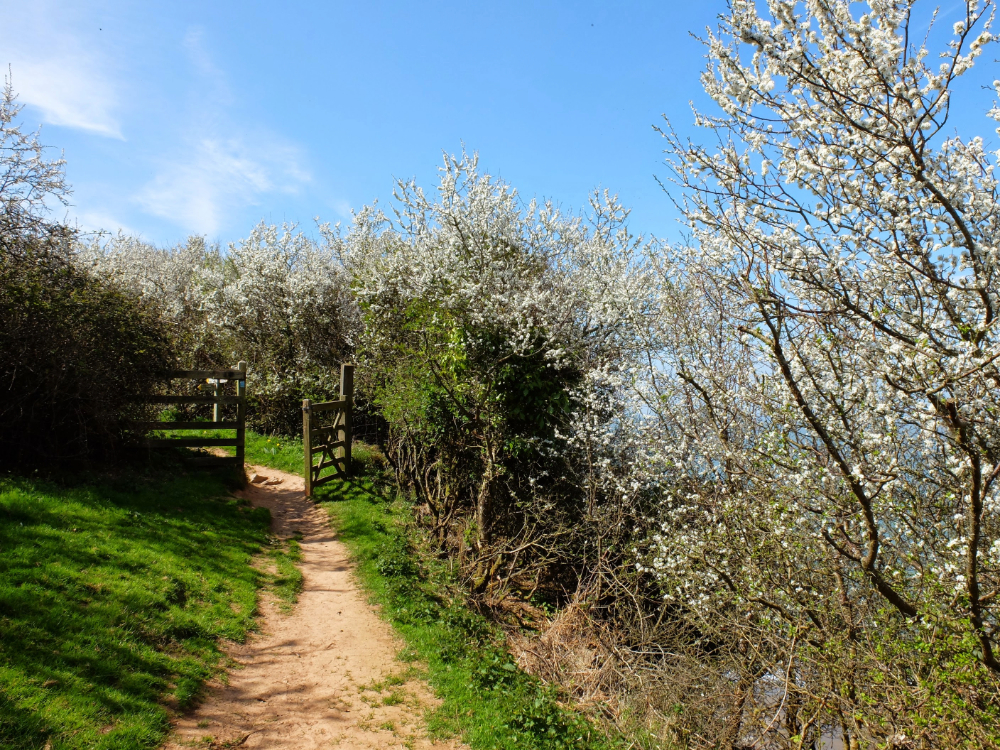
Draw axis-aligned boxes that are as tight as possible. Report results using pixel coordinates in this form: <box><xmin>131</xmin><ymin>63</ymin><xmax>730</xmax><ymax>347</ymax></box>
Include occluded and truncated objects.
<box><xmin>636</xmin><ymin>0</ymin><xmax>1000</xmax><ymax>745</ymax></box>
<box><xmin>344</xmin><ymin>151</ymin><xmax>652</xmax><ymax>593</ymax></box>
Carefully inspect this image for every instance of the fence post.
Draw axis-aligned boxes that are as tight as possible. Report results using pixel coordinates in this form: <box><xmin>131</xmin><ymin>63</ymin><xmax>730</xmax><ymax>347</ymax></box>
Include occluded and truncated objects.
<box><xmin>340</xmin><ymin>363</ymin><xmax>354</xmax><ymax>476</ymax></box>
<box><xmin>235</xmin><ymin>361</ymin><xmax>247</xmax><ymax>467</ymax></box>
<box><xmin>212</xmin><ymin>380</ymin><xmax>221</xmax><ymax>423</ymax></box>
<box><xmin>302</xmin><ymin>399</ymin><xmax>312</xmax><ymax>497</ymax></box>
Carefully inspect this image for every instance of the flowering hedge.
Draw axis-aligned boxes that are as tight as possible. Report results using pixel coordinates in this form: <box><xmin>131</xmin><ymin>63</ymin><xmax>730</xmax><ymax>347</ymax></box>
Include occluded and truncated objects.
<box><xmin>341</xmin><ymin>152</ymin><xmax>651</xmax><ymax>595</ymax></box>
<box><xmin>81</xmin><ymin>223</ymin><xmax>357</xmax><ymax>435</ymax></box>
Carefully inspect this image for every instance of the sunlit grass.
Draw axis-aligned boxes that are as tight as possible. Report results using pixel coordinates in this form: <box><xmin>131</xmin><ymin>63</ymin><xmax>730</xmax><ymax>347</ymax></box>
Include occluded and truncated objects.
<box><xmin>267</xmin><ymin>536</ymin><xmax>303</xmax><ymax>613</ymax></box>
<box><xmin>245</xmin><ymin>433</ymin><xmax>617</xmax><ymax>750</ymax></box>
<box><xmin>0</xmin><ymin>461</ymin><xmax>272</xmax><ymax>750</ymax></box>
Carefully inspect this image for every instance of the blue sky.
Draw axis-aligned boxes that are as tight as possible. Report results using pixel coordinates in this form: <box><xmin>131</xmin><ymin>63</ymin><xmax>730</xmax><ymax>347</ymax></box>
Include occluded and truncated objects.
<box><xmin>3</xmin><ymin>0</ymin><xmax>997</xmax><ymax>246</ymax></box>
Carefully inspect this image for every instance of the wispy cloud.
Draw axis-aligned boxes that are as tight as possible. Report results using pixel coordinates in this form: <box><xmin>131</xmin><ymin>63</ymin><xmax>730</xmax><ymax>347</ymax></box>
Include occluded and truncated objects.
<box><xmin>136</xmin><ymin>136</ymin><xmax>311</xmax><ymax>235</ymax></box>
<box><xmin>133</xmin><ymin>25</ymin><xmax>312</xmax><ymax>236</ymax></box>
<box><xmin>0</xmin><ymin>3</ymin><xmax>123</xmax><ymax>138</ymax></box>
<box><xmin>10</xmin><ymin>58</ymin><xmax>123</xmax><ymax>139</ymax></box>
<box><xmin>4</xmin><ymin>11</ymin><xmax>319</xmax><ymax>241</ymax></box>
<box><xmin>182</xmin><ymin>27</ymin><xmax>233</xmax><ymax>106</ymax></box>
<box><xmin>73</xmin><ymin>210</ymin><xmax>137</xmax><ymax>237</ymax></box>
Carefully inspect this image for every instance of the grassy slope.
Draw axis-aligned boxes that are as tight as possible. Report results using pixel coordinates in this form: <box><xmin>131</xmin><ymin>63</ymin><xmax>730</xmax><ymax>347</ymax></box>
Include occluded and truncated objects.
<box><xmin>242</xmin><ymin>432</ymin><xmax>619</xmax><ymax>750</ymax></box>
<box><xmin>0</xmin><ymin>462</ymin><xmax>273</xmax><ymax>750</ymax></box>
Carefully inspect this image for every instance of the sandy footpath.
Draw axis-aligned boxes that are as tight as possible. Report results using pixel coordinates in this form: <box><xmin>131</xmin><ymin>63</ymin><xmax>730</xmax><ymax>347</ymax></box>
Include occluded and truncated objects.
<box><xmin>163</xmin><ymin>465</ymin><xmax>466</xmax><ymax>750</ymax></box>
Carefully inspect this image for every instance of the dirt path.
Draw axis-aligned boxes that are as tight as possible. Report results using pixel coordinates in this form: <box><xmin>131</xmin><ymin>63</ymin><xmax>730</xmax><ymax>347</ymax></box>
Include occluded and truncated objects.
<box><xmin>164</xmin><ymin>465</ymin><xmax>465</xmax><ymax>750</ymax></box>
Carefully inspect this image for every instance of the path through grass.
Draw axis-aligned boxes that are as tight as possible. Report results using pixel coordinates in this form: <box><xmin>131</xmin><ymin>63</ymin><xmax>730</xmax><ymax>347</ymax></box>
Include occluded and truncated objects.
<box><xmin>243</xmin><ymin>432</ymin><xmax>618</xmax><ymax>750</ymax></box>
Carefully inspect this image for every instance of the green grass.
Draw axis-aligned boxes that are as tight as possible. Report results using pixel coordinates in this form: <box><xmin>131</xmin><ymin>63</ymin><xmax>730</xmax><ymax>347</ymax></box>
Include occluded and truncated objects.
<box><xmin>0</xmin><ymin>461</ymin><xmax>273</xmax><ymax>750</ymax></box>
<box><xmin>316</xmin><ymin>479</ymin><xmax>616</xmax><ymax>750</ymax></box>
<box><xmin>267</xmin><ymin>536</ymin><xmax>303</xmax><ymax>612</ymax></box>
<box><xmin>242</xmin><ymin>432</ymin><xmax>308</xmax><ymax>476</ymax></box>
<box><xmin>244</xmin><ymin>433</ymin><xmax>617</xmax><ymax>750</ymax></box>
<box><xmin>166</xmin><ymin>426</ymin><xmax>336</xmax><ymax>480</ymax></box>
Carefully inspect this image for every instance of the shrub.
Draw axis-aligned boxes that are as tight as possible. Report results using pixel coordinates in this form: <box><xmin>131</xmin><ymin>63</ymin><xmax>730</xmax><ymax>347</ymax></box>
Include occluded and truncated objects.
<box><xmin>81</xmin><ymin>224</ymin><xmax>358</xmax><ymax>435</ymax></box>
<box><xmin>344</xmin><ymin>152</ymin><xmax>651</xmax><ymax>599</ymax></box>
<box><xmin>0</xmin><ymin>238</ymin><xmax>173</xmax><ymax>467</ymax></box>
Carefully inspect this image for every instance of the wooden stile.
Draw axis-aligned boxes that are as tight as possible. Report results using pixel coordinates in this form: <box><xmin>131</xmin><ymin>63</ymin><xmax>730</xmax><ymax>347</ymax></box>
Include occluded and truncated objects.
<box><xmin>341</xmin><ymin>362</ymin><xmax>353</xmax><ymax>476</ymax></box>
<box><xmin>131</xmin><ymin>362</ymin><xmax>247</xmax><ymax>468</ymax></box>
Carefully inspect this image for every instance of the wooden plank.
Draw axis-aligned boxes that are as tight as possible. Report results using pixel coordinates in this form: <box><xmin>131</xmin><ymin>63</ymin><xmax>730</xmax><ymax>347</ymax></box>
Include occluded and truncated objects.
<box><xmin>309</xmin><ymin>399</ymin><xmax>349</xmax><ymax>413</ymax></box>
<box><xmin>310</xmin><ymin>422</ymin><xmax>342</xmax><ymax>439</ymax></box>
<box><xmin>310</xmin><ymin>411</ymin><xmax>343</xmax><ymax>427</ymax></box>
<box><xmin>165</xmin><ymin>369</ymin><xmax>246</xmax><ymax>380</ymax></box>
<box><xmin>315</xmin><ymin>455</ymin><xmax>344</xmax><ymax>472</ymax></box>
<box><xmin>313</xmin><ymin>440</ymin><xmax>346</xmax><ymax>452</ymax></box>
<box><xmin>132</xmin><ymin>421</ymin><xmax>241</xmax><ymax>431</ymax></box>
<box><xmin>235</xmin><ymin>361</ymin><xmax>246</xmax><ymax>466</ymax></box>
<box><xmin>310</xmin><ymin>427</ymin><xmax>341</xmax><ymax>440</ymax></box>
<box><xmin>145</xmin><ymin>438</ymin><xmax>240</xmax><ymax>448</ymax></box>
<box><xmin>135</xmin><ymin>395</ymin><xmax>244</xmax><ymax>405</ymax></box>
<box><xmin>303</xmin><ymin>399</ymin><xmax>313</xmax><ymax>498</ymax></box>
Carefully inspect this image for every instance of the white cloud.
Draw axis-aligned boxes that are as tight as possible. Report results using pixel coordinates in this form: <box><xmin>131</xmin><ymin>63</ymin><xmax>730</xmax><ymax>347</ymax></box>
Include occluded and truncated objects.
<box><xmin>136</xmin><ymin>137</ymin><xmax>311</xmax><ymax>235</ymax></box>
<box><xmin>183</xmin><ymin>27</ymin><xmax>232</xmax><ymax>105</ymax></box>
<box><xmin>0</xmin><ymin>3</ymin><xmax>123</xmax><ymax>138</ymax></box>
<box><xmin>134</xmin><ymin>26</ymin><xmax>313</xmax><ymax>236</ymax></box>
<box><xmin>10</xmin><ymin>58</ymin><xmax>123</xmax><ymax>139</ymax></box>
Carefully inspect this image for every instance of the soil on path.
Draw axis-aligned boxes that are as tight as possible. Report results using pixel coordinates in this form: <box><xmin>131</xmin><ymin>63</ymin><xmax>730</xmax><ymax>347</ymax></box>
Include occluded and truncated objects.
<box><xmin>163</xmin><ymin>465</ymin><xmax>466</xmax><ymax>750</ymax></box>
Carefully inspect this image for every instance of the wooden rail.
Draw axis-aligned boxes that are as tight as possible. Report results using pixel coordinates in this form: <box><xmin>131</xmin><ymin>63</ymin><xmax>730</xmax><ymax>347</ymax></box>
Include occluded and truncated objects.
<box><xmin>133</xmin><ymin>362</ymin><xmax>247</xmax><ymax>468</ymax></box>
<box><xmin>302</xmin><ymin>363</ymin><xmax>353</xmax><ymax>497</ymax></box>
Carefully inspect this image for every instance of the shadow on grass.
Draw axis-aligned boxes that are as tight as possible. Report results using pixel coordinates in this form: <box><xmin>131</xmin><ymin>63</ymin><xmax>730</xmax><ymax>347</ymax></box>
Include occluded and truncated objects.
<box><xmin>0</xmin><ymin>456</ymin><xmax>272</xmax><ymax>750</ymax></box>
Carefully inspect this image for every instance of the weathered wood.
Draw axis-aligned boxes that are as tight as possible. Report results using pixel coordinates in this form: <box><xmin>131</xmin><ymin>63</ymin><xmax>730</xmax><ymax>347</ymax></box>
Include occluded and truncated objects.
<box><xmin>134</xmin><ymin>421</ymin><xmax>242</xmax><ymax>431</ymax></box>
<box><xmin>311</xmin><ymin>473</ymin><xmax>339</xmax><ymax>487</ymax></box>
<box><xmin>313</xmin><ymin>440</ymin><xmax>346</xmax><ymax>452</ymax></box>
<box><xmin>132</xmin><ymin>362</ymin><xmax>247</xmax><ymax>475</ymax></box>
<box><xmin>137</xmin><ymin>395</ymin><xmax>243</xmax><ymax>405</ymax></box>
<box><xmin>213</xmin><ymin>380</ymin><xmax>222</xmax><ymax>423</ymax></box>
<box><xmin>310</xmin><ymin>422</ymin><xmax>342</xmax><ymax>441</ymax></box>
<box><xmin>310</xmin><ymin>416</ymin><xmax>341</xmax><ymax>432</ymax></box>
<box><xmin>302</xmin><ymin>399</ymin><xmax>313</xmax><ymax>497</ymax></box>
<box><xmin>166</xmin><ymin>369</ymin><xmax>245</xmax><ymax>380</ymax></box>
<box><xmin>315</xmin><ymin>455</ymin><xmax>345</xmax><ymax>472</ymax></box>
<box><xmin>301</xmin><ymin>363</ymin><xmax>355</xmax><ymax>491</ymax></box>
<box><xmin>310</xmin><ymin>428</ymin><xmax>342</xmax><ymax>443</ymax></box>
<box><xmin>341</xmin><ymin>363</ymin><xmax>354</xmax><ymax>476</ymax></box>
<box><xmin>309</xmin><ymin>399</ymin><xmax>349</xmax><ymax>413</ymax></box>
<box><xmin>145</xmin><ymin>437</ymin><xmax>240</xmax><ymax>448</ymax></box>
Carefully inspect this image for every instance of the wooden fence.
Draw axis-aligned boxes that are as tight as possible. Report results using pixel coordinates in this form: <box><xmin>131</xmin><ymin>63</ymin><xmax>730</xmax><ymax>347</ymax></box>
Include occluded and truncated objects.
<box><xmin>134</xmin><ymin>362</ymin><xmax>247</xmax><ymax>468</ymax></box>
<box><xmin>302</xmin><ymin>363</ymin><xmax>354</xmax><ymax>496</ymax></box>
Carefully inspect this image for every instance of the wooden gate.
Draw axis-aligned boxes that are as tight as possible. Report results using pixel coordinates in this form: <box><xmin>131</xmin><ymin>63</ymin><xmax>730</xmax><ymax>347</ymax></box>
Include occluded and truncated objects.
<box><xmin>136</xmin><ymin>362</ymin><xmax>247</xmax><ymax>468</ymax></box>
<box><xmin>302</xmin><ymin>363</ymin><xmax>354</xmax><ymax>496</ymax></box>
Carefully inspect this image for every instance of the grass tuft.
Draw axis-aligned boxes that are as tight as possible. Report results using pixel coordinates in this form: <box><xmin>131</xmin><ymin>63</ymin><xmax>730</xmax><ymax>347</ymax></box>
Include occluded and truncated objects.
<box><xmin>266</xmin><ymin>536</ymin><xmax>304</xmax><ymax>612</ymax></box>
